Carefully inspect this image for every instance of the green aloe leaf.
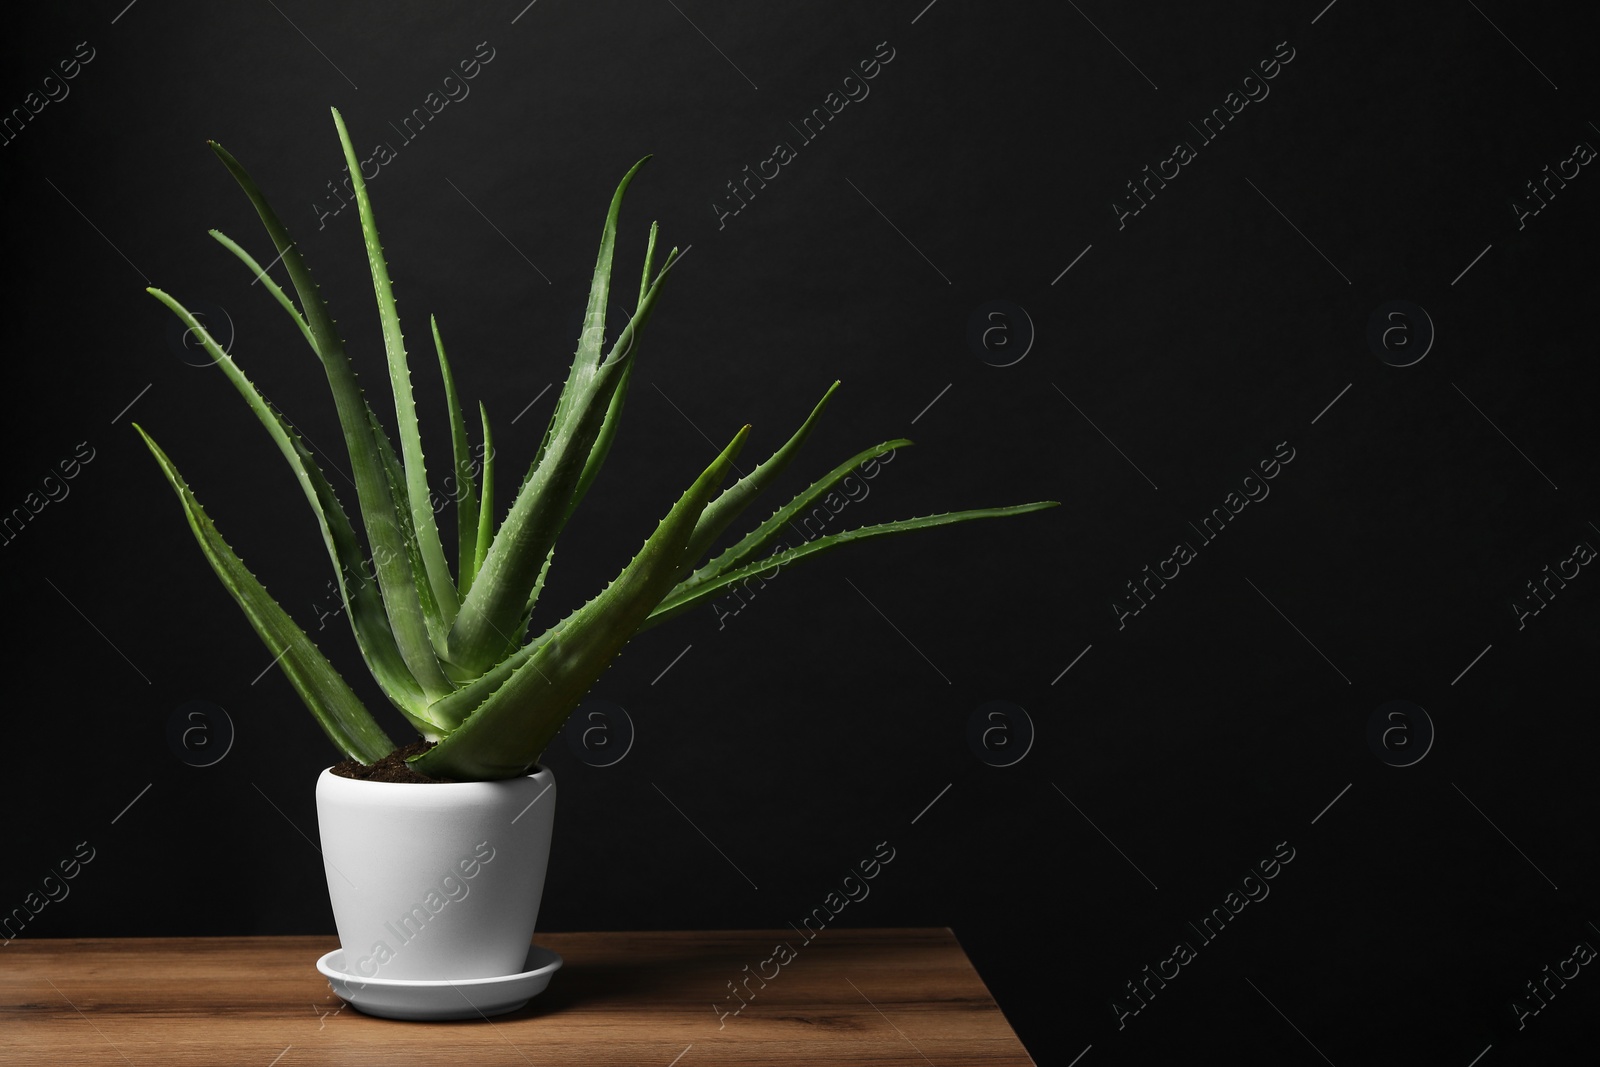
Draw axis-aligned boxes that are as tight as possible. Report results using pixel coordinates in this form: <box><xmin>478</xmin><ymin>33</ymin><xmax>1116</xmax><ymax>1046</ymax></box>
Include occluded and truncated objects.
<box><xmin>371</xmin><ymin>403</ymin><xmax>444</xmax><ymax>642</ymax></box>
<box><xmin>413</xmin><ymin>621</ymin><xmax>559</xmax><ymax>734</ymax></box>
<box><xmin>411</xmin><ymin>424</ymin><xmax>751</xmax><ymax>780</ymax></box>
<box><xmin>677</xmin><ymin>379</ymin><xmax>841</xmax><ymax>582</ymax></box>
<box><xmin>135</xmin><ymin>425</ymin><xmax>396</xmax><ymax>764</ymax></box>
<box><xmin>561</xmin><ymin>218</ymin><xmax>658</xmax><ymax>520</ymax></box>
<box><xmin>681</xmin><ymin>437</ymin><xmax>911</xmax><ymax>596</ymax></box>
<box><xmin>637</xmin><ymin>220</ymin><xmax>660</xmax><ymax>309</ymax></box>
<box><xmin>526</xmin><ymin>157</ymin><xmax>651</xmax><ymax>488</ymax></box>
<box><xmin>205</xmin><ymin>231</ymin><xmax>459</xmax><ymax>719</ymax></box>
<box><xmin>330</xmin><ymin>107</ymin><xmax>460</xmax><ymax>634</ymax></box>
<box><xmin>642</xmin><ymin>500</ymin><xmax>1061</xmax><ymax>631</ymax></box>
<box><xmin>432</xmin><ymin>316</ymin><xmax>481</xmax><ymax>597</ymax></box>
<box><xmin>213</xmin><ymin>229</ymin><xmax>435</xmax><ymax>640</ymax></box>
<box><xmin>541</xmin><ymin>243</ymin><xmax>679</xmax><ymax>529</ymax></box>
<box><xmin>145</xmin><ymin>287</ymin><xmax>441</xmax><ymax>732</ymax></box>
<box><xmin>474</xmin><ymin>400</ymin><xmax>495</xmax><ymax>577</ymax></box>
<box><xmin>208</xmin><ymin>230</ymin><xmax>317</xmax><ymax>351</ymax></box>
<box><xmin>208</xmin><ymin>137</ymin><xmax>452</xmax><ymax>701</ymax></box>
<box><xmin>446</xmin><ymin>162</ymin><xmax>675</xmax><ymax>674</ymax></box>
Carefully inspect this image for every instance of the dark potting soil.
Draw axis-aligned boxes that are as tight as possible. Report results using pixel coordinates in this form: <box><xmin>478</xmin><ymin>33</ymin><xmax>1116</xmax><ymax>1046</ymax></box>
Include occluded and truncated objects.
<box><xmin>329</xmin><ymin>739</ymin><xmax>456</xmax><ymax>783</ymax></box>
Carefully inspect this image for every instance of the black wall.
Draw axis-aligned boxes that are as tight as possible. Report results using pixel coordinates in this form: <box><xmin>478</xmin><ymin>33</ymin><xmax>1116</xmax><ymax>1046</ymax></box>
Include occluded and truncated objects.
<box><xmin>4</xmin><ymin>2</ymin><xmax>1597</xmax><ymax>1063</ymax></box>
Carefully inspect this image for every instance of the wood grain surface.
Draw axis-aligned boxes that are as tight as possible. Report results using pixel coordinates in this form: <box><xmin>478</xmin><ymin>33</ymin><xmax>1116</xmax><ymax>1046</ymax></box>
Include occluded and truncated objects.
<box><xmin>1</xmin><ymin>928</ymin><xmax>1034</xmax><ymax>1065</ymax></box>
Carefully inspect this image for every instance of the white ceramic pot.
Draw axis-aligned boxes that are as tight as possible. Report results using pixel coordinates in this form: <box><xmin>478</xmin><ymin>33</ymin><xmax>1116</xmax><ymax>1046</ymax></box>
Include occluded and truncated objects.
<box><xmin>314</xmin><ymin>765</ymin><xmax>556</xmax><ymax>981</ymax></box>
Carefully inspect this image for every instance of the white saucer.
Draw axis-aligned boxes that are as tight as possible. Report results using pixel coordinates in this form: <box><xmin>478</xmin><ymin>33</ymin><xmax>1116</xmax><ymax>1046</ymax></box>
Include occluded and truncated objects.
<box><xmin>316</xmin><ymin>945</ymin><xmax>563</xmax><ymax>1021</ymax></box>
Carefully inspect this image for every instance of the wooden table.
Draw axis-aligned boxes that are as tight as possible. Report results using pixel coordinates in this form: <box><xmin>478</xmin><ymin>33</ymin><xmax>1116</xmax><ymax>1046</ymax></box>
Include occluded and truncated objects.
<box><xmin>1</xmin><ymin>928</ymin><xmax>1033</xmax><ymax>1065</ymax></box>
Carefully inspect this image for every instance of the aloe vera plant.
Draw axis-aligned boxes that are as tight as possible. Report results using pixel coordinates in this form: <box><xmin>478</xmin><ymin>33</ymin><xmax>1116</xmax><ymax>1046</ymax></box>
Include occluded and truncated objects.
<box><xmin>138</xmin><ymin>108</ymin><xmax>1058</xmax><ymax>781</ymax></box>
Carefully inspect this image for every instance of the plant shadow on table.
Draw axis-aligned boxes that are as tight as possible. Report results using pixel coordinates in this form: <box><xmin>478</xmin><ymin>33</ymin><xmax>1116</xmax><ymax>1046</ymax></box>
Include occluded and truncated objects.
<box><xmin>440</xmin><ymin>948</ymin><xmax>709</xmax><ymax>1024</ymax></box>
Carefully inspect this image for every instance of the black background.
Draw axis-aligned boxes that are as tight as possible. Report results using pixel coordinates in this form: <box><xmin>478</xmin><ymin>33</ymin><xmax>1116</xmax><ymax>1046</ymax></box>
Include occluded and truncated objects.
<box><xmin>4</xmin><ymin>1</ymin><xmax>1598</xmax><ymax>1064</ymax></box>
